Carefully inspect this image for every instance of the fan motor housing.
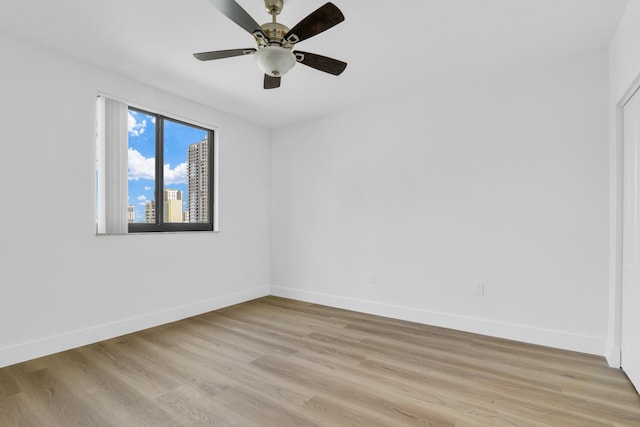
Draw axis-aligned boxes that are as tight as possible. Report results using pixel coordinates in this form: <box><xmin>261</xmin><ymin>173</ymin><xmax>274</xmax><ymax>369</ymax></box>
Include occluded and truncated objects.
<box><xmin>260</xmin><ymin>22</ymin><xmax>290</xmax><ymax>46</ymax></box>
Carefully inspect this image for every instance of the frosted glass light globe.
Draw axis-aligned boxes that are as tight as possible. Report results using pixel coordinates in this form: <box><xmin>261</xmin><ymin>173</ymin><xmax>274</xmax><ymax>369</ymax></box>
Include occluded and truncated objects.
<box><xmin>255</xmin><ymin>46</ymin><xmax>296</xmax><ymax>77</ymax></box>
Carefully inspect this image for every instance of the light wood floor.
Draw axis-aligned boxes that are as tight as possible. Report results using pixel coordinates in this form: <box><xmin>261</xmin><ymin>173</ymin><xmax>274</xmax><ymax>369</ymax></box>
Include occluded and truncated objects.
<box><xmin>1</xmin><ymin>296</ymin><xmax>639</xmax><ymax>426</ymax></box>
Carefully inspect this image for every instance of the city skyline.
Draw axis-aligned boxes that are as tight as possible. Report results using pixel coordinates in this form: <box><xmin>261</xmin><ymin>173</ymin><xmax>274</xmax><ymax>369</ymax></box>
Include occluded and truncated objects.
<box><xmin>127</xmin><ymin>109</ymin><xmax>209</xmax><ymax>223</ymax></box>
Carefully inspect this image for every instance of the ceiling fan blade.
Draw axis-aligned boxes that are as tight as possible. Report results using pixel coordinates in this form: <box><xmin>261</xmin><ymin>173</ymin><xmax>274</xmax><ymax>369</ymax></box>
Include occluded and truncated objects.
<box><xmin>284</xmin><ymin>2</ymin><xmax>344</xmax><ymax>44</ymax></box>
<box><xmin>293</xmin><ymin>51</ymin><xmax>347</xmax><ymax>75</ymax></box>
<box><xmin>264</xmin><ymin>74</ymin><xmax>281</xmax><ymax>89</ymax></box>
<box><xmin>193</xmin><ymin>48</ymin><xmax>256</xmax><ymax>61</ymax></box>
<box><xmin>209</xmin><ymin>0</ymin><xmax>268</xmax><ymax>40</ymax></box>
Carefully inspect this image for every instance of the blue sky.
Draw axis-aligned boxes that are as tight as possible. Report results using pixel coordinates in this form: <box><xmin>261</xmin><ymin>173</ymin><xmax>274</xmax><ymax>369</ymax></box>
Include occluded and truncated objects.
<box><xmin>127</xmin><ymin>110</ymin><xmax>207</xmax><ymax>222</ymax></box>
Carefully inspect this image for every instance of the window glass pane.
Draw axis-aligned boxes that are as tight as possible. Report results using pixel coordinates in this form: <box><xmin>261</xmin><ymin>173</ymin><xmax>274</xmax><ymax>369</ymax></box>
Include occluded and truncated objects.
<box><xmin>163</xmin><ymin>119</ymin><xmax>209</xmax><ymax>224</ymax></box>
<box><xmin>127</xmin><ymin>109</ymin><xmax>156</xmax><ymax>224</ymax></box>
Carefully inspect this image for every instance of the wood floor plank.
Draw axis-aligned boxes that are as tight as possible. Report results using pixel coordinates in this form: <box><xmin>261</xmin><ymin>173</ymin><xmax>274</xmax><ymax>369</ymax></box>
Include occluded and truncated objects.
<box><xmin>214</xmin><ymin>385</ymin><xmax>321</xmax><ymax>427</ymax></box>
<box><xmin>302</xmin><ymin>395</ymin><xmax>390</xmax><ymax>427</ymax></box>
<box><xmin>293</xmin><ymin>345</ymin><xmax>522</xmax><ymax>426</ymax></box>
<box><xmin>165</xmin><ymin>340</ymin><xmax>314</xmax><ymax>407</ymax></box>
<box><xmin>0</xmin><ymin>393</ymin><xmax>52</xmax><ymax>427</ymax></box>
<box><xmin>9</xmin><ymin>367</ymin><xmax>112</xmax><ymax>427</ymax></box>
<box><xmin>0</xmin><ymin>370</ymin><xmax>20</xmax><ymax>398</ymax></box>
<box><xmin>252</xmin><ymin>353</ymin><xmax>464</xmax><ymax>426</ymax></box>
<box><xmin>1</xmin><ymin>296</ymin><xmax>639</xmax><ymax>426</ymax></box>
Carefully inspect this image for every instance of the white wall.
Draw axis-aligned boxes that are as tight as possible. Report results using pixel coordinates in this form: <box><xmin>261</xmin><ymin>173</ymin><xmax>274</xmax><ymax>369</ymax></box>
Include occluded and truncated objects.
<box><xmin>0</xmin><ymin>32</ymin><xmax>272</xmax><ymax>368</ymax></box>
<box><xmin>0</xmin><ymin>25</ymin><xmax>615</xmax><ymax>367</ymax></box>
<box><xmin>607</xmin><ymin>1</ymin><xmax>640</xmax><ymax>367</ymax></box>
<box><xmin>272</xmin><ymin>49</ymin><xmax>610</xmax><ymax>355</ymax></box>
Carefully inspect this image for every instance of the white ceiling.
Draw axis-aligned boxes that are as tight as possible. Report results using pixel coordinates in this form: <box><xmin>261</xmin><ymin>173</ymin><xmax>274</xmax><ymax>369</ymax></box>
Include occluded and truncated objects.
<box><xmin>0</xmin><ymin>0</ymin><xmax>628</xmax><ymax>128</ymax></box>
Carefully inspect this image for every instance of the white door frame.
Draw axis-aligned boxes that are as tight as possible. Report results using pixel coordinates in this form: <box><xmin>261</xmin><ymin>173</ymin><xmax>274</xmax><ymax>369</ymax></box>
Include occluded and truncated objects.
<box><xmin>609</xmin><ymin>74</ymin><xmax>640</xmax><ymax>369</ymax></box>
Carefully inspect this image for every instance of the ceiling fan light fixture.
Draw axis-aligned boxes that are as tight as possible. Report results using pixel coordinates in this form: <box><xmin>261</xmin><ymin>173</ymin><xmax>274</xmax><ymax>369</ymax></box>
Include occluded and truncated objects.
<box><xmin>255</xmin><ymin>46</ymin><xmax>296</xmax><ymax>77</ymax></box>
<box><xmin>196</xmin><ymin>0</ymin><xmax>347</xmax><ymax>89</ymax></box>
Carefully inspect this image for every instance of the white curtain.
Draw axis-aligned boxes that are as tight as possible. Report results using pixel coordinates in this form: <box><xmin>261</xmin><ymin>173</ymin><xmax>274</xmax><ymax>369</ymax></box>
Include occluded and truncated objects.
<box><xmin>96</xmin><ymin>96</ymin><xmax>128</xmax><ymax>235</ymax></box>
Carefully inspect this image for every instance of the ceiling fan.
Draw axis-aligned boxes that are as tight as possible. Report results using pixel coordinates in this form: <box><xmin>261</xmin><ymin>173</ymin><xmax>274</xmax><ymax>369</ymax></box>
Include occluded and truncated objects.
<box><xmin>194</xmin><ymin>0</ymin><xmax>347</xmax><ymax>89</ymax></box>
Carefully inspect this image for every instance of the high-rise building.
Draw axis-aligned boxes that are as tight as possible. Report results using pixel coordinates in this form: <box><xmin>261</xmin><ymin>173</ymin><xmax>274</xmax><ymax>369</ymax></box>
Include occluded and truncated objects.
<box><xmin>164</xmin><ymin>188</ymin><xmax>184</xmax><ymax>223</ymax></box>
<box><xmin>143</xmin><ymin>192</ymin><xmax>186</xmax><ymax>224</ymax></box>
<box><xmin>145</xmin><ymin>200</ymin><xmax>155</xmax><ymax>223</ymax></box>
<box><xmin>188</xmin><ymin>138</ymin><xmax>209</xmax><ymax>223</ymax></box>
<box><xmin>127</xmin><ymin>205</ymin><xmax>135</xmax><ymax>223</ymax></box>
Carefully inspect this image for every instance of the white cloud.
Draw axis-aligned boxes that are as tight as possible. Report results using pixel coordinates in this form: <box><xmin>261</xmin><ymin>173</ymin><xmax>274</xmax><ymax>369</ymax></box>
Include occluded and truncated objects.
<box><xmin>128</xmin><ymin>148</ymin><xmax>187</xmax><ymax>186</ymax></box>
<box><xmin>137</xmin><ymin>195</ymin><xmax>147</xmax><ymax>201</ymax></box>
<box><xmin>144</xmin><ymin>186</ymin><xmax>152</xmax><ymax>191</ymax></box>
<box><xmin>128</xmin><ymin>148</ymin><xmax>155</xmax><ymax>181</ymax></box>
<box><xmin>128</xmin><ymin>111</ymin><xmax>147</xmax><ymax>137</ymax></box>
<box><xmin>164</xmin><ymin>162</ymin><xmax>187</xmax><ymax>185</ymax></box>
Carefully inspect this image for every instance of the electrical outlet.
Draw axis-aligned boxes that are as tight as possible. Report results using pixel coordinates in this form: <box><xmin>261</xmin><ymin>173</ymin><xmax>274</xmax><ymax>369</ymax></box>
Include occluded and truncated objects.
<box><xmin>368</xmin><ymin>273</ymin><xmax>376</xmax><ymax>284</ymax></box>
<box><xmin>473</xmin><ymin>282</ymin><xmax>485</xmax><ymax>296</ymax></box>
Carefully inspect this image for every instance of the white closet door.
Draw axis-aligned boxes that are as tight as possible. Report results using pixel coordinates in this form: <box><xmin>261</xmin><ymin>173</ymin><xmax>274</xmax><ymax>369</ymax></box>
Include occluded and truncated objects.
<box><xmin>622</xmin><ymin>88</ymin><xmax>640</xmax><ymax>393</ymax></box>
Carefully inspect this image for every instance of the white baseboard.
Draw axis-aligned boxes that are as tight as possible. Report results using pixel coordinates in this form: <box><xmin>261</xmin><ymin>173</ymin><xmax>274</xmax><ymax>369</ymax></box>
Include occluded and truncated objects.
<box><xmin>621</xmin><ymin>345</ymin><xmax>640</xmax><ymax>394</ymax></box>
<box><xmin>0</xmin><ymin>286</ymin><xmax>270</xmax><ymax>369</ymax></box>
<box><xmin>1</xmin><ymin>285</ymin><xmax>607</xmax><ymax>369</ymax></box>
<box><xmin>271</xmin><ymin>286</ymin><xmax>606</xmax><ymax>356</ymax></box>
<box><xmin>605</xmin><ymin>340</ymin><xmax>622</xmax><ymax>368</ymax></box>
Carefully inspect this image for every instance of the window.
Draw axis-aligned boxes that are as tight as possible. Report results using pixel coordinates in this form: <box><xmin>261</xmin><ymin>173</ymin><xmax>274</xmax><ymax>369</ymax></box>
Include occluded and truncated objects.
<box><xmin>96</xmin><ymin>97</ymin><xmax>216</xmax><ymax>234</ymax></box>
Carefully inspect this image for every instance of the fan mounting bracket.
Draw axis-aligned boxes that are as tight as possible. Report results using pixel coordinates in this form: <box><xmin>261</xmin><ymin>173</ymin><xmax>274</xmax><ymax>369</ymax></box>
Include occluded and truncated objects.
<box><xmin>264</xmin><ymin>0</ymin><xmax>283</xmax><ymax>16</ymax></box>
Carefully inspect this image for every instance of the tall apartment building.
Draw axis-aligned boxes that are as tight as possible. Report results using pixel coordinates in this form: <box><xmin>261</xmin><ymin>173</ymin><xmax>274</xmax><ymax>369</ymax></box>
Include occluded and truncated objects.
<box><xmin>188</xmin><ymin>138</ymin><xmax>209</xmax><ymax>223</ymax></box>
<box><xmin>145</xmin><ymin>200</ymin><xmax>155</xmax><ymax>223</ymax></box>
<box><xmin>127</xmin><ymin>205</ymin><xmax>135</xmax><ymax>223</ymax></box>
<box><xmin>139</xmin><ymin>139</ymin><xmax>208</xmax><ymax>225</ymax></box>
<box><xmin>164</xmin><ymin>188</ymin><xmax>184</xmax><ymax>223</ymax></box>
